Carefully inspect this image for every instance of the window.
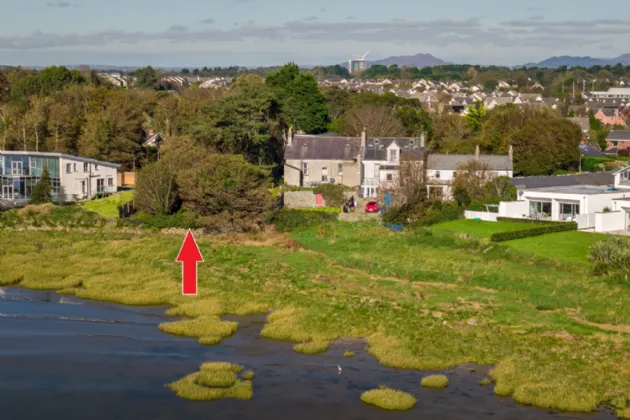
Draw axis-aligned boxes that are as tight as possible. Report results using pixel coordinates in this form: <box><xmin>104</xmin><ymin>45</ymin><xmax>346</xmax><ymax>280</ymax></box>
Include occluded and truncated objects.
<box><xmin>94</xmin><ymin>164</ymin><xmax>99</xmax><ymax>171</ymax></box>
<box><xmin>84</xmin><ymin>163</ymin><xmax>89</xmax><ymax>172</ymax></box>
<box><xmin>11</xmin><ymin>161</ymin><xmax>23</xmax><ymax>175</ymax></box>
<box><xmin>338</xmin><ymin>163</ymin><xmax>343</xmax><ymax>176</ymax></box>
<box><xmin>388</xmin><ymin>149</ymin><xmax>398</xmax><ymax>163</ymax></box>
<box><xmin>321</xmin><ymin>167</ymin><xmax>328</xmax><ymax>182</ymax></box>
<box><xmin>530</xmin><ymin>201</ymin><xmax>552</xmax><ymax>218</ymax></box>
<box><xmin>560</xmin><ymin>203</ymin><xmax>580</xmax><ymax>220</ymax></box>
<box><xmin>66</xmin><ymin>163</ymin><xmax>72</xmax><ymax>174</ymax></box>
<box><xmin>73</xmin><ymin>163</ymin><xmax>77</xmax><ymax>172</ymax></box>
<box><xmin>374</xmin><ymin>164</ymin><xmax>380</xmax><ymax>177</ymax></box>
<box><xmin>435</xmin><ymin>171</ymin><xmax>441</xmax><ymax>179</ymax></box>
<box><xmin>302</xmin><ymin>162</ymin><xmax>309</xmax><ymax>175</ymax></box>
<box><xmin>386</xmin><ymin>173</ymin><xmax>393</xmax><ymax>181</ymax></box>
<box><xmin>107</xmin><ymin>178</ymin><xmax>114</xmax><ymax>187</ymax></box>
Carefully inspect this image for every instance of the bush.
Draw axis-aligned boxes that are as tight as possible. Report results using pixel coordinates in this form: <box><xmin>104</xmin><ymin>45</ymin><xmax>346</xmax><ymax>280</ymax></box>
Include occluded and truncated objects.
<box><xmin>490</xmin><ymin>222</ymin><xmax>577</xmax><ymax>242</ymax></box>
<box><xmin>130</xmin><ymin>211</ymin><xmax>197</xmax><ymax>229</ymax></box>
<box><xmin>589</xmin><ymin>236</ymin><xmax>630</xmax><ymax>273</ymax></box>
<box><xmin>271</xmin><ymin>209</ymin><xmax>338</xmax><ymax>232</ymax></box>
<box><xmin>496</xmin><ymin>217</ymin><xmax>566</xmax><ymax>226</ymax></box>
<box><xmin>313</xmin><ymin>183</ymin><xmax>347</xmax><ymax>207</ymax></box>
<box><xmin>421</xmin><ymin>202</ymin><xmax>463</xmax><ymax>226</ymax></box>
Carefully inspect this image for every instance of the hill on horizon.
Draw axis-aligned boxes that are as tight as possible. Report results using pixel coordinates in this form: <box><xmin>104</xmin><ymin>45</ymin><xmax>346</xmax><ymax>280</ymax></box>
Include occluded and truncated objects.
<box><xmin>530</xmin><ymin>54</ymin><xmax>630</xmax><ymax>68</ymax></box>
<box><xmin>368</xmin><ymin>53</ymin><xmax>447</xmax><ymax>68</ymax></box>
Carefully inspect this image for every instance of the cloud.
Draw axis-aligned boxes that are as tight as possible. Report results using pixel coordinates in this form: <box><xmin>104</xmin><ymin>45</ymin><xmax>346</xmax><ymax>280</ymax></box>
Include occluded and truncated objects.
<box><xmin>528</xmin><ymin>15</ymin><xmax>544</xmax><ymax>21</ymax></box>
<box><xmin>200</xmin><ymin>18</ymin><xmax>214</xmax><ymax>24</ymax></box>
<box><xmin>1</xmin><ymin>17</ymin><xmax>628</xmax><ymax>64</ymax></box>
<box><xmin>302</xmin><ymin>15</ymin><xmax>318</xmax><ymax>22</ymax></box>
<box><xmin>46</xmin><ymin>1</ymin><xmax>76</xmax><ymax>7</ymax></box>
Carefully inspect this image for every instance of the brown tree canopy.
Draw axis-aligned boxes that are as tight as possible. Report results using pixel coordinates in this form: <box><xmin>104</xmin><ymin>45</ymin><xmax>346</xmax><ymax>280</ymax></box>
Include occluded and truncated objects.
<box><xmin>340</xmin><ymin>105</ymin><xmax>406</xmax><ymax>137</ymax></box>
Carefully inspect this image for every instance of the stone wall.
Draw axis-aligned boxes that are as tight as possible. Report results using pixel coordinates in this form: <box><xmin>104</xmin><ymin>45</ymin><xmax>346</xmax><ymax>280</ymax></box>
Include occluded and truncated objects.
<box><xmin>284</xmin><ymin>191</ymin><xmax>319</xmax><ymax>208</ymax></box>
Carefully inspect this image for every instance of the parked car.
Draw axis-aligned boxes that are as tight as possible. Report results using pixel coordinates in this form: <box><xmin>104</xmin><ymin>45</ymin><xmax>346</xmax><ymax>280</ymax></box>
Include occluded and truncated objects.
<box><xmin>365</xmin><ymin>200</ymin><xmax>379</xmax><ymax>213</ymax></box>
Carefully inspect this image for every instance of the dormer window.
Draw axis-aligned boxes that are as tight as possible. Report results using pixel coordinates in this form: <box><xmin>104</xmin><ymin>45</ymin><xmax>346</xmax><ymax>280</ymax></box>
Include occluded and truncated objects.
<box><xmin>388</xmin><ymin>149</ymin><xmax>399</xmax><ymax>163</ymax></box>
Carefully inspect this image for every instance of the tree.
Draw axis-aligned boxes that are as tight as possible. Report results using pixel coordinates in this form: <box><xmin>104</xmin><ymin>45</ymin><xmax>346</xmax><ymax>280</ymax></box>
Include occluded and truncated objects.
<box><xmin>451</xmin><ymin>160</ymin><xmax>491</xmax><ymax>205</ymax></box>
<box><xmin>135</xmin><ymin>160</ymin><xmax>178</xmax><ymax>215</ymax></box>
<box><xmin>265</xmin><ymin>63</ymin><xmax>329</xmax><ymax>134</ymax></box>
<box><xmin>189</xmin><ymin>83</ymin><xmax>285</xmax><ymax>169</ymax></box>
<box><xmin>31</xmin><ymin>166</ymin><xmax>53</xmax><ymax>204</ymax></box>
<box><xmin>340</xmin><ymin>105</ymin><xmax>406</xmax><ymax>137</ymax></box>
<box><xmin>465</xmin><ymin>101</ymin><xmax>487</xmax><ymax>132</ymax></box>
<box><xmin>130</xmin><ymin>66</ymin><xmax>157</xmax><ymax>89</ymax></box>
<box><xmin>322</xmin><ymin>86</ymin><xmax>351</xmax><ymax>122</ymax></box>
<box><xmin>177</xmin><ymin>153</ymin><xmax>273</xmax><ymax>232</ymax></box>
<box><xmin>395</xmin><ymin>106</ymin><xmax>433</xmax><ymax>139</ymax></box>
<box><xmin>512</xmin><ymin>116</ymin><xmax>581</xmax><ymax>176</ymax></box>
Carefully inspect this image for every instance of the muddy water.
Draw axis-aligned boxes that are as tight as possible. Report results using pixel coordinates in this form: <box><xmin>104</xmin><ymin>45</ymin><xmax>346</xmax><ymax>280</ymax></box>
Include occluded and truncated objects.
<box><xmin>0</xmin><ymin>287</ymin><xmax>616</xmax><ymax>420</ymax></box>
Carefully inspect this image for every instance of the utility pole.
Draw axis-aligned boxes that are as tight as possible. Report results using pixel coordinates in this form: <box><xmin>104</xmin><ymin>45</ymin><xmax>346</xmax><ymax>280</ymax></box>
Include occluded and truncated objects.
<box><xmin>573</xmin><ymin>80</ymin><xmax>576</xmax><ymax>98</ymax></box>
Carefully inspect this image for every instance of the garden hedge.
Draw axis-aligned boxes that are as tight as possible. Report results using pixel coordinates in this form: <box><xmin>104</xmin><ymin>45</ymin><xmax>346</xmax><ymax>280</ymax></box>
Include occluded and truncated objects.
<box><xmin>490</xmin><ymin>222</ymin><xmax>578</xmax><ymax>242</ymax></box>
<box><xmin>496</xmin><ymin>217</ymin><xmax>566</xmax><ymax>226</ymax></box>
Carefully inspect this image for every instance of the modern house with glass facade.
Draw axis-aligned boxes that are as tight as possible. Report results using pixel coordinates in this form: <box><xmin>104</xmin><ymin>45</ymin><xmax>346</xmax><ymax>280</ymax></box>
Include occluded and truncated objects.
<box><xmin>0</xmin><ymin>151</ymin><xmax>120</xmax><ymax>206</ymax></box>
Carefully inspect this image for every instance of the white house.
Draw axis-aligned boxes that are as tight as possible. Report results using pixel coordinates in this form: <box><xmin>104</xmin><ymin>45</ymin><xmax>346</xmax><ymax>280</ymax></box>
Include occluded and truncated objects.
<box><xmin>427</xmin><ymin>146</ymin><xmax>514</xmax><ymax>199</ymax></box>
<box><xmin>0</xmin><ymin>151</ymin><xmax>119</xmax><ymax>206</ymax></box>
<box><xmin>487</xmin><ymin>170</ymin><xmax>630</xmax><ymax>232</ymax></box>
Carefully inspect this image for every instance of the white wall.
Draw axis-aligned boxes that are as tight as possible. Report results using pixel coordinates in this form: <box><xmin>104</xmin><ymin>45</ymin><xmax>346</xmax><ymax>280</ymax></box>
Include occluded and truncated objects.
<box><xmin>595</xmin><ymin>211</ymin><xmax>626</xmax><ymax>233</ymax></box>
<box><xmin>59</xmin><ymin>157</ymin><xmax>117</xmax><ymax>201</ymax></box>
<box><xmin>520</xmin><ymin>190</ymin><xmax>630</xmax><ymax>221</ymax></box>
<box><xmin>464</xmin><ymin>210</ymin><xmax>498</xmax><ymax>222</ymax></box>
<box><xmin>576</xmin><ymin>213</ymin><xmax>596</xmax><ymax>229</ymax></box>
<box><xmin>499</xmin><ymin>201</ymin><xmax>529</xmax><ymax>218</ymax></box>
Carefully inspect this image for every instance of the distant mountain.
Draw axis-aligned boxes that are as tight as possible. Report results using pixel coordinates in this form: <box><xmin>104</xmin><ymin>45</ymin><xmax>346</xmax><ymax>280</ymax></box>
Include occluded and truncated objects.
<box><xmin>369</xmin><ymin>53</ymin><xmax>447</xmax><ymax>68</ymax></box>
<box><xmin>530</xmin><ymin>54</ymin><xmax>630</xmax><ymax>68</ymax></box>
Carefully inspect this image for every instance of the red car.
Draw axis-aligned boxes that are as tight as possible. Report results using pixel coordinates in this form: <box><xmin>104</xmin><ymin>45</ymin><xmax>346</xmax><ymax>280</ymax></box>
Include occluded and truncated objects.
<box><xmin>365</xmin><ymin>200</ymin><xmax>380</xmax><ymax>213</ymax></box>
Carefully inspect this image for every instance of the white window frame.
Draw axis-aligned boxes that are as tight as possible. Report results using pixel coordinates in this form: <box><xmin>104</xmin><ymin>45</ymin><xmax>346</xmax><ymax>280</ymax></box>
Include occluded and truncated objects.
<box><xmin>66</xmin><ymin>163</ymin><xmax>72</xmax><ymax>174</ymax></box>
<box><xmin>435</xmin><ymin>171</ymin><xmax>441</xmax><ymax>179</ymax></box>
<box><xmin>84</xmin><ymin>162</ymin><xmax>89</xmax><ymax>172</ymax></box>
<box><xmin>388</xmin><ymin>149</ymin><xmax>398</xmax><ymax>163</ymax></box>
<box><xmin>338</xmin><ymin>163</ymin><xmax>343</xmax><ymax>176</ymax></box>
<box><xmin>302</xmin><ymin>162</ymin><xmax>309</xmax><ymax>175</ymax></box>
<box><xmin>11</xmin><ymin>161</ymin><xmax>23</xmax><ymax>175</ymax></box>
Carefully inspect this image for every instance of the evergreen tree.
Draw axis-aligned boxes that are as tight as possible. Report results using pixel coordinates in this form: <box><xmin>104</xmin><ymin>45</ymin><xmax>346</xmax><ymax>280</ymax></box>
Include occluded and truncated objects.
<box><xmin>31</xmin><ymin>166</ymin><xmax>53</xmax><ymax>204</ymax></box>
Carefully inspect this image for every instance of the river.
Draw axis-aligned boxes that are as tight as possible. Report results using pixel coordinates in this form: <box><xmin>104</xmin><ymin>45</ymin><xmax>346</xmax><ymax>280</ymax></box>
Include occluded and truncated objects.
<box><xmin>0</xmin><ymin>287</ymin><xmax>615</xmax><ymax>420</ymax></box>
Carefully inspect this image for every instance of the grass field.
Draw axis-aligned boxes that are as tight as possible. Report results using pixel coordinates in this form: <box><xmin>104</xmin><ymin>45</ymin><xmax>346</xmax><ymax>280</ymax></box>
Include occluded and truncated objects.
<box><xmin>434</xmin><ymin>219</ymin><xmax>609</xmax><ymax>265</ymax></box>
<box><xmin>1</xmin><ymin>224</ymin><xmax>630</xmax><ymax>416</ymax></box>
<box><xmin>505</xmin><ymin>231</ymin><xmax>610</xmax><ymax>265</ymax></box>
<box><xmin>80</xmin><ymin>190</ymin><xmax>134</xmax><ymax>218</ymax></box>
<box><xmin>434</xmin><ymin>220</ymin><xmax>531</xmax><ymax>238</ymax></box>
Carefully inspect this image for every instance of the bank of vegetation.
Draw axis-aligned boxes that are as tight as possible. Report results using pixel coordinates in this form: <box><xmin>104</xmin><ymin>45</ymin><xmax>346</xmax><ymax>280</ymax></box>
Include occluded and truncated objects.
<box><xmin>1</xmin><ymin>219</ymin><xmax>630</xmax><ymax>416</ymax></box>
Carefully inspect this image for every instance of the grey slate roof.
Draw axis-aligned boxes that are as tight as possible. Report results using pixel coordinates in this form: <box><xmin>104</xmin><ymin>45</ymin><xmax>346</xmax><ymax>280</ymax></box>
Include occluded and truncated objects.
<box><xmin>568</xmin><ymin>117</ymin><xmax>590</xmax><ymax>132</ymax></box>
<box><xmin>427</xmin><ymin>154</ymin><xmax>513</xmax><ymax>171</ymax></box>
<box><xmin>363</xmin><ymin>137</ymin><xmax>425</xmax><ymax>161</ymax></box>
<box><xmin>285</xmin><ymin>135</ymin><xmax>360</xmax><ymax>161</ymax></box>
<box><xmin>510</xmin><ymin>172</ymin><xmax>615</xmax><ymax>190</ymax></box>
<box><xmin>579</xmin><ymin>144</ymin><xmax>607</xmax><ymax>157</ymax></box>
<box><xmin>607</xmin><ymin>131</ymin><xmax>630</xmax><ymax>141</ymax></box>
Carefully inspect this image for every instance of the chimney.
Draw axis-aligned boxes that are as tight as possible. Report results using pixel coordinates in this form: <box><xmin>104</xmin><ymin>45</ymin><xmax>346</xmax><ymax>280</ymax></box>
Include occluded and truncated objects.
<box><xmin>148</xmin><ymin>129</ymin><xmax>155</xmax><ymax>136</ymax></box>
<box><xmin>361</xmin><ymin>128</ymin><xmax>367</xmax><ymax>148</ymax></box>
<box><xmin>287</xmin><ymin>126</ymin><xmax>294</xmax><ymax>146</ymax></box>
<box><xmin>420</xmin><ymin>131</ymin><xmax>426</xmax><ymax>149</ymax></box>
<box><xmin>509</xmin><ymin>145</ymin><xmax>514</xmax><ymax>161</ymax></box>
<box><xmin>475</xmin><ymin>145</ymin><xmax>480</xmax><ymax>159</ymax></box>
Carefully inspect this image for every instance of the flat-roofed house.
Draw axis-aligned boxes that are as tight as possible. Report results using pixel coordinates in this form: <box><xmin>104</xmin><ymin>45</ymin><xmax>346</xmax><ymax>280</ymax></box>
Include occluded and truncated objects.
<box><xmin>0</xmin><ymin>151</ymin><xmax>119</xmax><ymax>208</ymax></box>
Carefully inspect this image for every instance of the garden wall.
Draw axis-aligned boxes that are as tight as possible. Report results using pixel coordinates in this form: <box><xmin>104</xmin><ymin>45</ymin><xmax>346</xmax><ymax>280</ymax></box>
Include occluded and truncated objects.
<box><xmin>464</xmin><ymin>211</ymin><xmax>498</xmax><ymax>222</ymax></box>
<box><xmin>595</xmin><ymin>211</ymin><xmax>625</xmax><ymax>233</ymax></box>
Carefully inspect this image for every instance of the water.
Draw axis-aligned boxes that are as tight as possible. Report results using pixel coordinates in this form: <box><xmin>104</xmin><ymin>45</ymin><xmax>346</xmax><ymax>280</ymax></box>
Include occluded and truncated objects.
<box><xmin>0</xmin><ymin>287</ymin><xmax>616</xmax><ymax>420</ymax></box>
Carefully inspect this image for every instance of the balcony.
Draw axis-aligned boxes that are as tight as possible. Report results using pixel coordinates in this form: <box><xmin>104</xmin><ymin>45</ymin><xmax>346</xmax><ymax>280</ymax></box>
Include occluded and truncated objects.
<box><xmin>96</xmin><ymin>185</ymin><xmax>117</xmax><ymax>194</ymax></box>
<box><xmin>362</xmin><ymin>177</ymin><xmax>380</xmax><ymax>187</ymax></box>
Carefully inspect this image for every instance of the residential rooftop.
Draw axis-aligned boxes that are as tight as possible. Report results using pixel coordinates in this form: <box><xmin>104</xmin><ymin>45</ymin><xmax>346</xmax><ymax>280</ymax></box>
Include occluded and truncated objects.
<box><xmin>523</xmin><ymin>185</ymin><xmax>630</xmax><ymax>195</ymax></box>
<box><xmin>0</xmin><ymin>151</ymin><xmax>121</xmax><ymax>168</ymax></box>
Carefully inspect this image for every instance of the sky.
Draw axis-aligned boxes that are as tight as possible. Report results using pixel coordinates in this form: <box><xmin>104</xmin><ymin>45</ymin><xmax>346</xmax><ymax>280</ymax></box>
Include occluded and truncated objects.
<box><xmin>1</xmin><ymin>0</ymin><xmax>630</xmax><ymax>68</ymax></box>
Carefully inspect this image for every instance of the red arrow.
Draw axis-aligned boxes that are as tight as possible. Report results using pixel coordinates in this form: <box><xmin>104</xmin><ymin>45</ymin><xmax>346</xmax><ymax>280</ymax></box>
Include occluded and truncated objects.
<box><xmin>176</xmin><ymin>230</ymin><xmax>204</xmax><ymax>296</ymax></box>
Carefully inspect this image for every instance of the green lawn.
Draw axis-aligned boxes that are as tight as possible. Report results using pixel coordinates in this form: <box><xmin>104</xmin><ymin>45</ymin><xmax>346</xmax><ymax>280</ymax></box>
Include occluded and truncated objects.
<box><xmin>505</xmin><ymin>231</ymin><xmax>609</xmax><ymax>265</ymax></box>
<box><xmin>433</xmin><ymin>219</ymin><xmax>531</xmax><ymax>238</ymax></box>
<box><xmin>80</xmin><ymin>190</ymin><xmax>134</xmax><ymax>218</ymax></box>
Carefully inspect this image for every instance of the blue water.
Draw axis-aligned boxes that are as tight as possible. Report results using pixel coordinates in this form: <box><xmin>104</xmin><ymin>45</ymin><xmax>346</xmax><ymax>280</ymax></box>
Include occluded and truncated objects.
<box><xmin>0</xmin><ymin>287</ymin><xmax>616</xmax><ymax>420</ymax></box>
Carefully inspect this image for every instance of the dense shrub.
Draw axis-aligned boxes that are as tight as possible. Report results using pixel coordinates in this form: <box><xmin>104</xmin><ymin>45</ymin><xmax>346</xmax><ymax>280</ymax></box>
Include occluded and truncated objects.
<box><xmin>496</xmin><ymin>217</ymin><xmax>566</xmax><ymax>226</ymax></box>
<box><xmin>271</xmin><ymin>209</ymin><xmax>338</xmax><ymax>232</ymax></box>
<box><xmin>313</xmin><ymin>183</ymin><xmax>347</xmax><ymax>207</ymax></box>
<box><xmin>383</xmin><ymin>201</ymin><xmax>463</xmax><ymax>226</ymax></box>
<box><xmin>422</xmin><ymin>202</ymin><xmax>463</xmax><ymax>226</ymax></box>
<box><xmin>589</xmin><ymin>236</ymin><xmax>630</xmax><ymax>274</ymax></box>
<box><xmin>490</xmin><ymin>222</ymin><xmax>577</xmax><ymax>242</ymax></box>
<box><xmin>134</xmin><ymin>160</ymin><xmax>179</xmax><ymax>215</ymax></box>
<box><xmin>130</xmin><ymin>211</ymin><xmax>197</xmax><ymax>229</ymax></box>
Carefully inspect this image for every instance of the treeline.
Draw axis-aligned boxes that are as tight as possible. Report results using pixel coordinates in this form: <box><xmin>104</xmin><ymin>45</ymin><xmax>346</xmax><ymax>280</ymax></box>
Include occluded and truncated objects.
<box><xmin>0</xmin><ymin>63</ymin><xmax>582</xmax><ymax>177</ymax></box>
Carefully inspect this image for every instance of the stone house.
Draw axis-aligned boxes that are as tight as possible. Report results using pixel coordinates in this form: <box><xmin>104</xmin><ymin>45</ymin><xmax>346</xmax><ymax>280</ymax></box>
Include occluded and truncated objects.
<box><xmin>283</xmin><ymin>129</ymin><xmax>361</xmax><ymax>187</ymax></box>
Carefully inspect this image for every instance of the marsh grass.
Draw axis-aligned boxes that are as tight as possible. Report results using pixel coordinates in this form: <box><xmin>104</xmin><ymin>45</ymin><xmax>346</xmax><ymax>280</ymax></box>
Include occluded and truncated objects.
<box><xmin>168</xmin><ymin>362</ymin><xmax>252</xmax><ymax>401</ymax></box>
<box><xmin>344</xmin><ymin>351</ymin><xmax>355</xmax><ymax>358</ymax></box>
<box><xmin>361</xmin><ymin>386</ymin><xmax>416</xmax><ymax>411</ymax></box>
<box><xmin>421</xmin><ymin>375</ymin><xmax>449</xmax><ymax>388</ymax></box>
<box><xmin>480</xmin><ymin>378</ymin><xmax>491</xmax><ymax>386</ymax></box>
<box><xmin>241</xmin><ymin>370</ymin><xmax>255</xmax><ymax>380</ymax></box>
<box><xmin>159</xmin><ymin>317</ymin><xmax>238</xmax><ymax>344</ymax></box>
<box><xmin>293</xmin><ymin>341</ymin><xmax>330</xmax><ymax>354</ymax></box>
<box><xmin>3</xmin><ymin>227</ymin><xmax>630</xmax><ymax>414</ymax></box>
